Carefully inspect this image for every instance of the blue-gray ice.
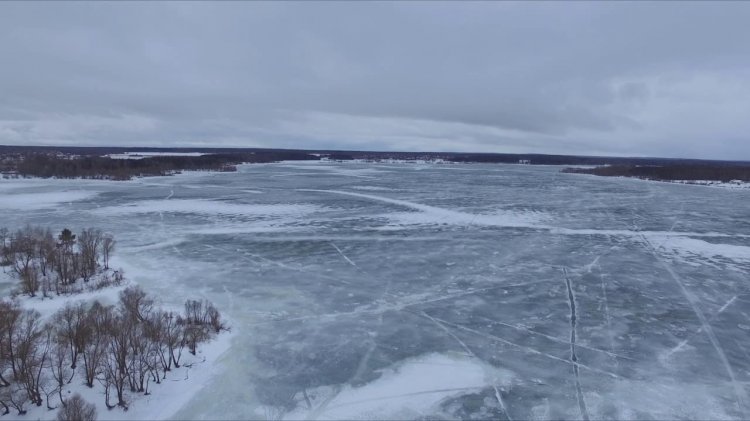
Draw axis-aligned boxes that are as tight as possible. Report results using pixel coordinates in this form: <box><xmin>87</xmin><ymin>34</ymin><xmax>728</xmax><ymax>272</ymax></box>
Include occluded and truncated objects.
<box><xmin>1</xmin><ymin>161</ymin><xmax>749</xmax><ymax>420</ymax></box>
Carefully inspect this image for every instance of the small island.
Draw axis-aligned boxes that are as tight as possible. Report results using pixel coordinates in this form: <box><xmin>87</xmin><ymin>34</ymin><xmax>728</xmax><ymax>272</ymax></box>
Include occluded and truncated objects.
<box><xmin>0</xmin><ymin>226</ymin><xmax>229</xmax><ymax>420</ymax></box>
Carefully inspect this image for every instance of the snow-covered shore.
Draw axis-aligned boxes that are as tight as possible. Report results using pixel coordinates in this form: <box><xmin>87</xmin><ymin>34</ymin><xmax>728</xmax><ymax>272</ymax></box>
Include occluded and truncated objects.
<box><xmin>1</xmin><ymin>273</ymin><xmax>234</xmax><ymax>421</ymax></box>
<box><xmin>564</xmin><ymin>171</ymin><xmax>750</xmax><ymax>190</ymax></box>
<box><xmin>665</xmin><ymin>179</ymin><xmax>750</xmax><ymax>189</ymax></box>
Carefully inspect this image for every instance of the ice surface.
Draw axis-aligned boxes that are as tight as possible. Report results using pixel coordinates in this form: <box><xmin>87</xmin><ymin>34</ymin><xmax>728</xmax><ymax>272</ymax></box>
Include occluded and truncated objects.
<box><xmin>1</xmin><ymin>161</ymin><xmax>749</xmax><ymax>420</ymax></box>
<box><xmin>94</xmin><ymin>199</ymin><xmax>320</xmax><ymax>218</ymax></box>
<box><xmin>0</xmin><ymin>190</ymin><xmax>98</xmax><ymax>210</ymax></box>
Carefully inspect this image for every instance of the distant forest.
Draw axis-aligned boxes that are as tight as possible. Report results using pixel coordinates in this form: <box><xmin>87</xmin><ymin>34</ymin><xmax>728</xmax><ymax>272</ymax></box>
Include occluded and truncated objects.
<box><xmin>1</xmin><ymin>151</ymin><xmax>317</xmax><ymax>180</ymax></box>
<box><xmin>1</xmin><ymin>145</ymin><xmax>749</xmax><ymax>181</ymax></box>
<box><xmin>562</xmin><ymin>164</ymin><xmax>750</xmax><ymax>182</ymax></box>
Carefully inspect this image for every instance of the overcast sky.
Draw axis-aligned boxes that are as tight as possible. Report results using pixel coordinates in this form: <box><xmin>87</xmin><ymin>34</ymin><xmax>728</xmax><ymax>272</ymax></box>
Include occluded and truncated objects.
<box><xmin>1</xmin><ymin>2</ymin><xmax>749</xmax><ymax>159</ymax></box>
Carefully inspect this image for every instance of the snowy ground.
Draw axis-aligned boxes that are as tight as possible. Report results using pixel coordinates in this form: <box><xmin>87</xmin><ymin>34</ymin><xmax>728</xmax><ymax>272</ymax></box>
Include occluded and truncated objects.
<box><xmin>1</xmin><ymin>266</ymin><xmax>235</xmax><ymax>421</ymax></box>
<box><xmin>1</xmin><ymin>161</ymin><xmax>749</xmax><ymax>420</ymax></box>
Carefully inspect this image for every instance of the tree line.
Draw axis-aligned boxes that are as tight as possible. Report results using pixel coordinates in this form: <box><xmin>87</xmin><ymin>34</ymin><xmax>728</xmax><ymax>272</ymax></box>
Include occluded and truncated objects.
<box><xmin>0</xmin><ymin>286</ymin><xmax>226</xmax><ymax>417</ymax></box>
<box><xmin>1</xmin><ymin>226</ymin><xmax>117</xmax><ymax>297</ymax></box>
<box><xmin>5</xmin><ymin>151</ymin><xmax>318</xmax><ymax>180</ymax></box>
<box><xmin>562</xmin><ymin>164</ymin><xmax>750</xmax><ymax>182</ymax></box>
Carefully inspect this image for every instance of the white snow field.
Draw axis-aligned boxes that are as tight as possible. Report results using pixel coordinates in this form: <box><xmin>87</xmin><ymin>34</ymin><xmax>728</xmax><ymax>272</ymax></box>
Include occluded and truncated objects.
<box><xmin>1</xmin><ymin>161</ymin><xmax>749</xmax><ymax>420</ymax></box>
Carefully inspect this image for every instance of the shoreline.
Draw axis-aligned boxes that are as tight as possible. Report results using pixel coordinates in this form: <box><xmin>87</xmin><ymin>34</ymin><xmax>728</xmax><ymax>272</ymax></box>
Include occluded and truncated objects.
<box><xmin>2</xmin><ymin>284</ymin><xmax>235</xmax><ymax>421</ymax></box>
<box><xmin>563</xmin><ymin>171</ymin><xmax>750</xmax><ymax>190</ymax></box>
<box><xmin>1</xmin><ymin>256</ymin><xmax>235</xmax><ymax>421</ymax></box>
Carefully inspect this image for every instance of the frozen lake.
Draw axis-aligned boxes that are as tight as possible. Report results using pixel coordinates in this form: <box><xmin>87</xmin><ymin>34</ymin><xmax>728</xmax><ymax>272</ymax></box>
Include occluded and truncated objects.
<box><xmin>2</xmin><ymin>161</ymin><xmax>750</xmax><ymax>420</ymax></box>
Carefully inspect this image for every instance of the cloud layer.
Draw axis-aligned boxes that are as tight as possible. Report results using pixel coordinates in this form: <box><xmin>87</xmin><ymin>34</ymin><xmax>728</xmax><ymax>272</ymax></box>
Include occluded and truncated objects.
<box><xmin>1</xmin><ymin>2</ymin><xmax>749</xmax><ymax>159</ymax></box>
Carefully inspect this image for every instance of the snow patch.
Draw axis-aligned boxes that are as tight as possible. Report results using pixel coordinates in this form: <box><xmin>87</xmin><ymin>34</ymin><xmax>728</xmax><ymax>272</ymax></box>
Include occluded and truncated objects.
<box><xmin>282</xmin><ymin>353</ymin><xmax>511</xmax><ymax>420</ymax></box>
<box><xmin>647</xmin><ymin>235</ymin><xmax>750</xmax><ymax>265</ymax></box>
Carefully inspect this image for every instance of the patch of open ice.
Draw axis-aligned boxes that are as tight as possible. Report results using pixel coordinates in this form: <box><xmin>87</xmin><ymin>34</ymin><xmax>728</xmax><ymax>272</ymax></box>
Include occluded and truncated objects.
<box><xmin>586</xmin><ymin>379</ymin><xmax>734</xmax><ymax>420</ymax></box>
<box><xmin>0</xmin><ymin>179</ymin><xmax>58</xmax><ymax>193</ymax></box>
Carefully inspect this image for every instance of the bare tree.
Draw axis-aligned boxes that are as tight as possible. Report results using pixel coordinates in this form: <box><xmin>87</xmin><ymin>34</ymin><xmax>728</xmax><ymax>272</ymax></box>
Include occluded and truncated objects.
<box><xmin>78</xmin><ymin>229</ymin><xmax>102</xmax><ymax>282</ymax></box>
<box><xmin>0</xmin><ymin>227</ymin><xmax>9</xmax><ymax>251</ymax></box>
<box><xmin>119</xmin><ymin>286</ymin><xmax>153</xmax><ymax>323</ymax></box>
<box><xmin>162</xmin><ymin>312</ymin><xmax>184</xmax><ymax>369</ymax></box>
<box><xmin>102</xmin><ymin>313</ymin><xmax>131</xmax><ymax>409</ymax></box>
<box><xmin>184</xmin><ymin>299</ymin><xmax>205</xmax><ymax>325</ymax></box>
<box><xmin>181</xmin><ymin>324</ymin><xmax>209</xmax><ymax>356</ymax></box>
<box><xmin>206</xmin><ymin>302</ymin><xmax>226</xmax><ymax>333</ymax></box>
<box><xmin>81</xmin><ymin>302</ymin><xmax>111</xmax><ymax>388</ymax></box>
<box><xmin>53</xmin><ymin>302</ymin><xmax>90</xmax><ymax>370</ymax></box>
<box><xmin>12</xmin><ymin>310</ymin><xmax>49</xmax><ymax>408</ymax></box>
<box><xmin>19</xmin><ymin>265</ymin><xmax>41</xmax><ymax>297</ymax></box>
<box><xmin>4</xmin><ymin>382</ymin><xmax>28</xmax><ymax>415</ymax></box>
<box><xmin>0</xmin><ymin>299</ymin><xmax>22</xmax><ymax>381</ymax></box>
<box><xmin>55</xmin><ymin>228</ymin><xmax>77</xmax><ymax>287</ymax></box>
<box><xmin>0</xmin><ymin>384</ymin><xmax>9</xmax><ymax>415</ymax></box>
<box><xmin>8</xmin><ymin>228</ymin><xmax>39</xmax><ymax>296</ymax></box>
<box><xmin>56</xmin><ymin>393</ymin><xmax>97</xmax><ymax>421</ymax></box>
<box><xmin>98</xmin><ymin>353</ymin><xmax>118</xmax><ymax>410</ymax></box>
<box><xmin>0</xmin><ymin>300</ymin><xmax>19</xmax><ymax>390</ymax></box>
<box><xmin>144</xmin><ymin>311</ymin><xmax>171</xmax><ymax>380</ymax></box>
<box><xmin>101</xmin><ymin>235</ymin><xmax>115</xmax><ymax>270</ymax></box>
<box><xmin>35</xmin><ymin>227</ymin><xmax>56</xmax><ymax>278</ymax></box>
<box><xmin>48</xmin><ymin>337</ymin><xmax>71</xmax><ymax>410</ymax></box>
<box><xmin>127</xmin><ymin>322</ymin><xmax>151</xmax><ymax>394</ymax></box>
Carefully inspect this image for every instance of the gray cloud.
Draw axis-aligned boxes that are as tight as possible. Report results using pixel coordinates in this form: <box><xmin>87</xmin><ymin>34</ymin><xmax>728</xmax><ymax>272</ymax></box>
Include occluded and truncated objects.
<box><xmin>1</xmin><ymin>2</ymin><xmax>749</xmax><ymax>159</ymax></box>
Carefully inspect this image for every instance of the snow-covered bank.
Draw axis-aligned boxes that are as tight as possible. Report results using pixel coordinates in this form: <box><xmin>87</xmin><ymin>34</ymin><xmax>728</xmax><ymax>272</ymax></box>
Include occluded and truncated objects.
<box><xmin>4</xmin><ymin>283</ymin><xmax>235</xmax><ymax>421</ymax></box>
<box><xmin>666</xmin><ymin>179</ymin><xmax>750</xmax><ymax>189</ymax></box>
<box><xmin>1</xmin><ymin>222</ymin><xmax>234</xmax><ymax>421</ymax></box>
<box><xmin>100</xmin><ymin>327</ymin><xmax>235</xmax><ymax>421</ymax></box>
<box><xmin>565</xmin><ymin>171</ymin><xmax>750</xmax><ymax>190</ymax></box>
